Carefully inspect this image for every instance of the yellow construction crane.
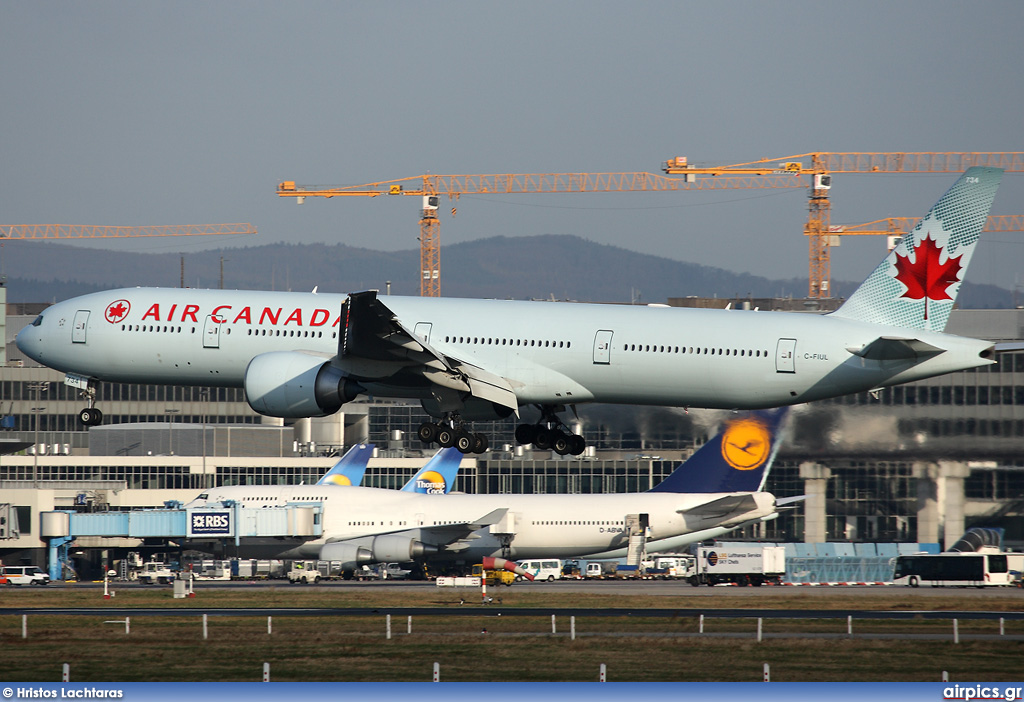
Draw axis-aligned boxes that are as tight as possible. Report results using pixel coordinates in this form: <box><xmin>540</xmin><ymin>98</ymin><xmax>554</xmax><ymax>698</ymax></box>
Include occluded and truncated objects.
<box><xmin>664</xmin><ymin>152</ymin><xmax>1024</xmax><ymax>297</ymax></box>
<box><xmin>278</xmin><ymin>173</ymin><xmax>804</xmax><ymax>297</ymax></box>
<box><xmin>0</xmin><ymin>223</ymin><xmax>257</xmax><ymax>240</ymax></box>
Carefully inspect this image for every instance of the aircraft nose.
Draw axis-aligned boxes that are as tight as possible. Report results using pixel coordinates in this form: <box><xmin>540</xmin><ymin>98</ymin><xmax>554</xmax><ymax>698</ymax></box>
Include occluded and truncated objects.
<box><xmin>15</xmin><ymin>321</ymin><xmax>43</xmax><ymax>361</ymax></box>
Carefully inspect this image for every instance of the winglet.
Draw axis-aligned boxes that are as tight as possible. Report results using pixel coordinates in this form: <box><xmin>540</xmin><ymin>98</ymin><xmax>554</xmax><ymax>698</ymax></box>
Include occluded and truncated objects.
<box><xmin>648</xmin><ymin>408</ymin><xmax>788</xmax><ymax>494</ymax></box>
<box><xmin>316</xmin><ymin>443</ymin><xmax>375</xmax><ymax>486</ymax></box>
<box><xmin>831</xmin><ymin>167</ymin><xmax>1003</xmax><ymax>332</ymax></box>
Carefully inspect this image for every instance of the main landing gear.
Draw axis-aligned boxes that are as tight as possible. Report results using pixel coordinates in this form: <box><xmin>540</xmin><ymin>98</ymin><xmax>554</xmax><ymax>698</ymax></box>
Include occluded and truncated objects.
<box><xmin>417</xmin><ymin>417</ymin><xmax>489</xmax><ymax>455</ymax></box>
<box><xmin>515</xmin><ymin>406</ymin><xmax>586</xmax><ymax>456</ymax></box>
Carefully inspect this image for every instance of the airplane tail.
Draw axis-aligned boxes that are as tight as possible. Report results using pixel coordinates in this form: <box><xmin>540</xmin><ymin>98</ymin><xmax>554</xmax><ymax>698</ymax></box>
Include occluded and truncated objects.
<box><xmin>316</xmin><ymin>442</ymin><xmax>375</xmax><ymax>486</ymax></box>
<box><xmin>830</xmin><ymin>167</ymin><xmax>1003</xmax><ymax>332</ymax></box>
<box><xmin>647</xmin><ymin>408</ymin><xmax>788</xmax><ymax>494</ymax></box>
<box><xmin>400</xmin><ymin>446</ymin><xmax>463</xmax><ymax>494</ymax></box>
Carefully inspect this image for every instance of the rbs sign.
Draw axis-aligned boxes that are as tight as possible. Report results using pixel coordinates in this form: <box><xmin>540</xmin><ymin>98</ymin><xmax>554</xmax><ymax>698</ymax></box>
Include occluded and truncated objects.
<box><xmin>189</xmin><ymin>511</ymin><xmax>232</xmax><ymax>536</ymax></box>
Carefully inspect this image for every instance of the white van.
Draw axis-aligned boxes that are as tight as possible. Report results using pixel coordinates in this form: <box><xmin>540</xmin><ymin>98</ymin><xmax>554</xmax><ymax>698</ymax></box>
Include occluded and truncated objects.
<box><xmin>2</xmin><ymin>565</ymin><xmax>50</xmax><ymax>586</ymax></box>
<box><xmin>518</xmin><ymin>559</ymin><xmax>562</xmax><ymax>582</ymax></box>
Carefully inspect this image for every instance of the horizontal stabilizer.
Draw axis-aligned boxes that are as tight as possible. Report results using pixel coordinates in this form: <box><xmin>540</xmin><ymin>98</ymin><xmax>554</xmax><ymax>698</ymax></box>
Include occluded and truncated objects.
<box><xmin>683</xmin><ymin>494</ymin><xmax>759</xmax><ymax>520</ymax></box>
<box><xmin>775</xmin><ymin>495</ymin><xmax>807</xmax><ymax>509</ymax></box>
<box><xmin>847</xmin><ymin>336</ymin><xmax>945</xmax><ymax>362</ymax></box>
<box><xmin>995</xmin><ymin>342</ymin><xmax>1024</xmax><ymax>353</ymax></box>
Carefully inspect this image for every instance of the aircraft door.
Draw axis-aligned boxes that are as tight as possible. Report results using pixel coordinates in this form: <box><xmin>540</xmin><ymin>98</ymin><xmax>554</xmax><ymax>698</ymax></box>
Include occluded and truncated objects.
<box><xmin>775</xmin><ymin>338</ymin><xmax>796</xmax><ymax>373</ymax></box>
<box><xmin>203</xmin><ymin>315</ymin><xmax>222</xmax><ymax>349</ymax></box>
<box><xmin>413</xmin><ymin>322</ymin><xmax>432</xmax><ymax>344</ymax></box>
<box><xmin>593</xmin><ymin>330</ymin><xmax>613</xmax><ymax>364</ymax></box>
<box><xmin>72</xmin><ymin>310</ymin><xmax>90</xmax><ymax>344</ymax></box>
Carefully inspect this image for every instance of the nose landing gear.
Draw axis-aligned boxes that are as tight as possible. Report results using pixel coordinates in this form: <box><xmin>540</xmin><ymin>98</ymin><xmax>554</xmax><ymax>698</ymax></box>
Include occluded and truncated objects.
<box><xmin>76</xmin><ymin>384</ymin><xmax>103</xmax><ymax>426</ymax></box>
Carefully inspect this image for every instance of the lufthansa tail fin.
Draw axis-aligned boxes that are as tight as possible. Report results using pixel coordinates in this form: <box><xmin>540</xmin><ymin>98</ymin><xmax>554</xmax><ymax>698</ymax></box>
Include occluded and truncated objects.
<box><xmin>647</xmin><ymin>408</ymin><xmax>788</xmax><ymax>494</ymax></box>
<box><xmin>400</xmin><ymin>446</ymin><xmax>463</xmax><ymax>494</ymax></box>
<box><xmin>316</xmin><ymin>442</ymin><xmax>375</xmax><ymax>486</ymax></box>
<box><xmin>831</xmin><ymin>167</ymin><xmax>1002</xmax><ymax>332</ymax></box>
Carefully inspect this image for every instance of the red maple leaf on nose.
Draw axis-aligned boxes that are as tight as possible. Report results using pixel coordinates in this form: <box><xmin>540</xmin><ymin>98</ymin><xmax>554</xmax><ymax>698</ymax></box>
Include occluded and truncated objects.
<box><xmin>892</xmin><ymin>233</ymin><xmax>963</xmax><ymax>320</ymax></box>
<box><xmin>104</xmin><ymin>300</ymin><xmax>130</xmax><ymax>323</ymax></box>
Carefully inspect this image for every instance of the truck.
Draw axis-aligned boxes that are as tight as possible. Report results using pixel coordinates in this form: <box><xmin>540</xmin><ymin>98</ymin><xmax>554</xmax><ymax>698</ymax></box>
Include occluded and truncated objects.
<box><xmin>688</xmin><ymin>545</ymin><xmax>785</xmax><ymax>586</ymax></box>
<box><xmin>287</xmin><ymin>560</ymin><xmax>322</xmax><ymax>584</ymax></box>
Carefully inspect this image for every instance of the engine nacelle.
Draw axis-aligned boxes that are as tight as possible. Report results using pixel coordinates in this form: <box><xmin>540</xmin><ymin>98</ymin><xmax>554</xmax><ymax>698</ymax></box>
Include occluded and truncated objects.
<box><xmin>318</xmin><ymin>542</ymin><xmax>373</xmax><ymax>570</ymax></box>
<box><xmin>368</xmin><ymin>535</ymin><xmax>438</xmax><ymax>562</ymax></box>
<box><xmin>244</xmin><ymin>351</ymin><xmax>363</xmax><ymax>418</ymax></box>
<box><xmin>421</xmin><ymin>397</ymin><xmax>515</xmax><ymax>422</ymax></box>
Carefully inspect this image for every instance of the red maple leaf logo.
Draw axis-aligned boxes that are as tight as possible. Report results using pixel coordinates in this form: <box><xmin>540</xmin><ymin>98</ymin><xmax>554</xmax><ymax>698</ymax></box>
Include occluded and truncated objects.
<box><xmin>892</xmin><ymin>233</ymin><xmax>963</xmax><ymax>320</ymax></box>
<box><xmin>104</xmin><ymin>300</ymin><xmax>131</xmax><ymax>324</ymax></box>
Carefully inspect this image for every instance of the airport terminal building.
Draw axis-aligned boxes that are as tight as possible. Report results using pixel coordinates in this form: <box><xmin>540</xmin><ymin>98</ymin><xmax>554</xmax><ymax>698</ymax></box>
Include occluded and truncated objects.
<box><xmin>3</xmin><ymin>296</ymin><xmax>1023</xmax><ymax>565</ymax></box>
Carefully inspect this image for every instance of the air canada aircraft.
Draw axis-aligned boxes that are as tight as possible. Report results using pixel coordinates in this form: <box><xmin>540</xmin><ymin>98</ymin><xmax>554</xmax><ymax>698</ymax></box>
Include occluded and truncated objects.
<box><xmin>183</xmin><ymin>409</ymin><xmax>790</xmax><ymax>572</ymax></box>
<box><xmin>16</xmin><ymin>168</ymin><xmax>1007</xmax><ymax>453</ymax></box>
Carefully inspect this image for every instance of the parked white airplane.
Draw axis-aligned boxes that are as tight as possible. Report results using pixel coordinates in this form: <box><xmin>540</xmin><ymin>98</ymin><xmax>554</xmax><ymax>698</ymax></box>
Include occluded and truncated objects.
<box><xmin>15</xmin><ymin>168</ymin><xmax>1005</xmax><ymax>453</ymax></box>
<box><xmin>183</xmin><ymin>409</ymin><xmax>790</xmax><ymax>573</ymax></box>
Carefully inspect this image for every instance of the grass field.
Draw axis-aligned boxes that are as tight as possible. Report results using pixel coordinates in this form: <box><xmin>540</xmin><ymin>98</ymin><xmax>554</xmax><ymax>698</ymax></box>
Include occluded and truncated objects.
<box><xmin>2</xmin><ymin>585</ymin><xmax>1023</xmax><ymax>682</ymax></box>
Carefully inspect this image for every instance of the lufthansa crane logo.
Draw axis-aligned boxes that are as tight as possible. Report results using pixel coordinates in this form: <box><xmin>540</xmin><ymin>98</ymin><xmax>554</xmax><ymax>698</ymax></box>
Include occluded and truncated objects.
<box><xmin>104</xmin><ymin>300</ymin><xmax>131</xmax><ymax>324</ymax></box>
<box><xmin>720</xmin><ymin>417</ymin><xmax>772</xmax><ymax>471</ymax></box>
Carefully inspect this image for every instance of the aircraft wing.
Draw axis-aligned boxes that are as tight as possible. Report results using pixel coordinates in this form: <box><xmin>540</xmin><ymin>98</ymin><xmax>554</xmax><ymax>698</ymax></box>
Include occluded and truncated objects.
<box><xmin>338</xmin><ymin>291</ymin><xmax>518</xmax><ymax>412</ymax></box>
<box><xmin>847</xmin><ymin>336</ymin><xmax>945</xmax><ymax>362</ymax></box>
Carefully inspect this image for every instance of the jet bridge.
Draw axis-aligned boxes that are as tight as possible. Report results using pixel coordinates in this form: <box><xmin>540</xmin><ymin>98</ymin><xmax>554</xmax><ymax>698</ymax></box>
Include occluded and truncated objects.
<box><xmin>40</xmin><ymin>502</ymin><xmax>324</xmax><ymax>580</ymax></box>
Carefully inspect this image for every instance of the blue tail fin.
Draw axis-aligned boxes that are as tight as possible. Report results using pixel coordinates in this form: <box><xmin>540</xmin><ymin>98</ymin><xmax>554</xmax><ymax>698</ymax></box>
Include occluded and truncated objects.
<box><xmin>316</xmin><ymin>443</ymin><xmax>375</xmax><ymax>486</ymax></box>
<box><xmin>647</xmin><ymin>408</ymin><xmax>788</xmax><ymax>493</ymax></box>
<box><xmin>401</xmin><ymin>447</ymin><xmax>464</xmax><ymax>494</ymax></box>
<box><xmin>831</xmin><ymin>167</ymin><xmax>1002</xmax><ymax>332</ymax></box>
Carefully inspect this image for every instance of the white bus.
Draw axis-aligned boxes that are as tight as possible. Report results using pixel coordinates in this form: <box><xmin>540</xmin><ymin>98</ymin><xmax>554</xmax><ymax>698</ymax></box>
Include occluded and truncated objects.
<box><xmin>893</xmin><ymin>552</ymin><xmax>1013</xmax><ymax>588</ymax></box>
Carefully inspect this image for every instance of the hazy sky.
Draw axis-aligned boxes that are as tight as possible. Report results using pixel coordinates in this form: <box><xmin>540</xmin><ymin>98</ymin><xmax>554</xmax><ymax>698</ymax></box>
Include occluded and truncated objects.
<box><xmin>2</xmin><ymin>2</ymin><xmax>1022</xmax><ymax>294</ymax></box>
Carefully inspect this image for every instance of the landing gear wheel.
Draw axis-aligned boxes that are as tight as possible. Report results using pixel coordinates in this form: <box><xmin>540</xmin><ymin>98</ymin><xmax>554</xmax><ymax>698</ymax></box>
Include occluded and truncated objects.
<box><xmin>515</xmin><ymin>424</ymin><xmax>538</xmax><ymax>445</ymax></box>
<box><xmin>471</xmin><ymin>433</ymin><xmax>489</xmax><ymax>454</ymax></box>
<box><xmin>78</xmin><ymin>408</ymin><xmax>103</xmax><ymax>426</ymax></box>
<box><xmin>533</xmin><ymin>429</ymin><xmax>554</xmax><ymax>451</ymax></box>
<box><xmin>417</xmin><ymin>422</ymin><xmax>438</xmax><ymax>444</ymax></box>
<box><xmin>552</xmin><ymin>432</ymin><xmax>572</xmax><ymax>456</ymax></box>
<box><xmin>455</xmin><ymin>431</ymin><xmax>475</xmax><ymax>454</ymax></box>
<box><xmin>569</xmin><ymin>435</ymin><xmax>586</xmax><ymax>455</ymax></box>
<box><xmin>436</xmin><ymin>427</ymin><xmax>455</xmax><ymax>448</ymax></box>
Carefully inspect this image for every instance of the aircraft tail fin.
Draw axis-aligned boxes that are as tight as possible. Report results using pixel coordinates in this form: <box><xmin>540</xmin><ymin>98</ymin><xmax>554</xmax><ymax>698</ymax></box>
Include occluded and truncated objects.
<box><xmin>316</xmin><ymin>442</ymin><xmax>375</xmax><ymax>486</ymax></box>
<box><xmin>400</xmin><ymin>447</ymin><xmax>463</xmax><ymax>494</ymax></box>
<box><xmin>830</xmin><ymin>167</ymin><xmax>1002</xmax><ymax>332</ymax></box>
<box><xmin>647</xmin><ymin>408</ymin><xmax>788</xmax><ymax>494</ymax></box>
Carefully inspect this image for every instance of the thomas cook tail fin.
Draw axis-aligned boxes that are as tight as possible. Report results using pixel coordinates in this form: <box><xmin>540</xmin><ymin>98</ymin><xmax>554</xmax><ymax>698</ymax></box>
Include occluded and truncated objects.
<box><xmin>831</xmin><ymin>167</ymin><xmax>1002</xmax><ymax>332</ymax></box>
<box><xmin>647</xmin><ymin>408</ymin><xmax>788</xmax><ymax>494</ymax></box>
<box><xmin>400</xmin><ymin>446</ymin><xmax>463</xmax><ymax>494</ymax></box>
<box><xmin>316</xmin><ymin>442</ymin><xmax>375</xmax><ymax>486</ymax></box>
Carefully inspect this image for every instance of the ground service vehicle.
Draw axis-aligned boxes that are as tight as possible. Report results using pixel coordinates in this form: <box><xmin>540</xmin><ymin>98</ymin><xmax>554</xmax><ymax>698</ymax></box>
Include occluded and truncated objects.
<box><xmin>690</xmin><ymin>545</ymin><xmax>785</xmax><ymax>586</ymax></box>
<box><xmin>472</xmin><ymin>563</ymin><xmax>515</xmax><ymax>586</ymax></box>
<box><xmin>2</xmin><ymin>565</ymin><xmax>50</xmax><ymax>586</ymax></box>
<box><xmin>893</xmin><ymin>552</ymin><xmax>1014</xmax><ymax>587</ymax></box>
<box><xmin>288</xmin><ymin>561</ymin><xmax>322</xmax><ymax>584</ymax></box>
<box><xmin>136</xmin><ymin>561</ymin><xmax>174</xmax><ymax>585</ymax></box>
<box><xmin>518</xmin><ymin>559</ymin><xmax>562</xmax><ymax>582</ymax></box>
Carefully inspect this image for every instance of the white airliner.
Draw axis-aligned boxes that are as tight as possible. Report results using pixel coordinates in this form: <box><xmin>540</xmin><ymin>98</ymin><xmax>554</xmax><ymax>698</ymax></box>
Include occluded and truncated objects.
<box><xmin>182</xmin><ymin>409</ymin><xmax>790</xmax><ymax>573</ymax></box>
<box><xmin>15</xmin><ymin>168</ymin><xmax>1006</xmax><ymax>453</ymax></box>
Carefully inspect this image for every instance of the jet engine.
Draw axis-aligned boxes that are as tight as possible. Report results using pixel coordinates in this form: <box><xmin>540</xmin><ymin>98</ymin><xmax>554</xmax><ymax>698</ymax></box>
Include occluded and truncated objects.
<box><xmin>244</xmin><ymin>351</ymin><xmax>363</xmax><ymax>418</ymax></box>
<box><xmin>319</xmin><ymin>535</ymin><xmax>437</xmax><ymax>568</ymax></box>
<box><xmin>318</xmin><ymin>542</ymin><xmax>374</xmax><ymax>571</ymax></box>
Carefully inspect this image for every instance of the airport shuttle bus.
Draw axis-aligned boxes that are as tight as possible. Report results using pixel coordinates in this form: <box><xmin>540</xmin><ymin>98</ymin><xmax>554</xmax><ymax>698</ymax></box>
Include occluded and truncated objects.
<box><xmin>893</xmin><ymin>553</ymin><xmax>1013</xmax><ymax>588</ymax></box>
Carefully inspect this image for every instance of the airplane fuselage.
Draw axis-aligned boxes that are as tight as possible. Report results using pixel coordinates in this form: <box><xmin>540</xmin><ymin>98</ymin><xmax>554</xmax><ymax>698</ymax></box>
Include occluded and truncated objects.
<box><xmin>15</xmin><ymin>287</ymin><xmax>994</xmax><ymax>412</ymax></box>
<box><xmin>185</xmin><ymin>483</ymin><xmax>776</xmax><ymax>561</ymax></box>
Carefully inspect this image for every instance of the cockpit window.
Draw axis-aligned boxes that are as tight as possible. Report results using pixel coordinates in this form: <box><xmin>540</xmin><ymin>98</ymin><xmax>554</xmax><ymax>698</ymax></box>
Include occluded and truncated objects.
<box><xmin>31</xmin><ymin>315</ymin><xmax>43</xmax><ymax>327</ymax></box>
